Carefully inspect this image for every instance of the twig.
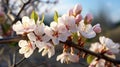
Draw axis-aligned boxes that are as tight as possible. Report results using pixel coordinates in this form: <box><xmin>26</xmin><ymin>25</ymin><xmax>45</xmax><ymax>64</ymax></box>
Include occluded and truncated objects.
<box><xmin>61</xmin><ymin>40</ymin><xmax>120</xmax><ymax>64</ymax></box>
<box><xmin>12</xmin><ymin>0</ymin><xmax>31</xmax><ymax>24</ymax></box>
<box><xmin>0</xmin><ymin>36</ymin><xmax>120</xmax><ymax>64</ymax></box>
<box><xmin>14</xmin><ymin>57</ymin><xmax>26</xmax><ymax>67</ymax></box>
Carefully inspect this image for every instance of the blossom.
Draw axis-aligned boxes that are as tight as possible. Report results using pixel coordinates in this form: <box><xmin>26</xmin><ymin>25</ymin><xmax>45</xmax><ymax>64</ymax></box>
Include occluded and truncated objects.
<box><xmin>75</xmin><ymin>14</ymin><xmax>82</xmax><ymax>24</ymax></box>
<box><xmin>44</xmin><ymin>21</ymin><xmax>70</xmax><ymax>45</ymax></box>
<box><xmin>99</xmin><ymin>36</ymin><xmax>120</xmax><ymax>54</ymax></box>
<box><xmin>58</xmin><ymin>14</ymin><xmax>77</xmax><ymax>33</ymax></box>
<box><xmin>89</xmin><ymin>58</ymin><xmax>105</xmax><ymax>67</ymax></box>
<box><xmin>37</xmin><ymin>42</ymin><xmax>55</xmax><ymax>58</ymax></box>
<box><xmin>93</xmin><ymin>24</ymin><xmax>101</xmax><ymax>33</ymax></box>
<box><xmin>12</xmin><ymin>16</ymin><xmax>36</xmax><ymax>34</ymax></box>
<box><xmin>73</xmin><ymin>4</ymin><xmax>82</xmax><ymax>16</ymax></box>
<box><xmin>56</xmin><ymin>52</ymin><xmax>79</xmax><ymax>63</ymax></box>
<box><xmin>85</xmin><ymin>13</ymin><xmax>93</xmax><ymax>24</ymax></box>
<box><xmin>18</xmin><ymin>40</ymin><xmax>35</xmax><ymax>58</ymax></box>
<box><xmin>78</xmin><ymin>20</ymin><xmax>96</xmax><ymax>38</ymax></box>
<box><xmin>89</xmin><ymin>42</ymin><xmax>104</xmax><ymax>53</ymax></box>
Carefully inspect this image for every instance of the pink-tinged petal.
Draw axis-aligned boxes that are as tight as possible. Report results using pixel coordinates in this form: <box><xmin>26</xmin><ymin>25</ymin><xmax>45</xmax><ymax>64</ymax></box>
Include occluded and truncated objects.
<box><xmin>67</xmin><ymin>8</ymin><xmax>73</xmax><ymax>16</ymax></box>
<box><xmin>50</xmin><ymin>21</ymin><xmax>57</xmax><ymax>31</ymax></box>
<box><xmin>58</xmin><ymin>33</ymin><xmax>68</xmax><ymax>42</ymax></box>
<box><xmin>27</xmin><ymin>32</ymin><xmax>36</xmax><ymax>42</ymax></box>
<box><xmin>44</xmin><ymin>26</ymin><xmax>53</xmax><ymax>37</ymax></box>
<box><xmin>73</xmin><ymin>4</ymin><xmax>82</xmax><ymax>15</ymax></box>
<box><xmin>24</xmin><ymin>49</ymin><xmax>34</xmax><ymax>58</ymax></box>
<box><xmin>42</xmin><ymin>35</ymin><xmax>51</xmax><ymax>42</ymax></box>
<box><xmin>57</xmin><ymin>23</ymin><xmax>67</xmax><ymax>33</ymax></box>
<box><xmin>75</xmin><ymin>14</ymin><xmax>82</xmax><ymax>24</ymax></box>
<box><xmin>99</xmin><ymin>36</ymin><xmax>106</xmax><ymax>45</ymax></box>
<box><xmin>69</xmin><ymin>54</ymin><xmax>79</xmax><ymax>63</ymax></box>
<box><xmin>34</xmin><ymin>23</ymin><xmax>45</xmax><ymax>36</ymax></box>
<box><xmin>93</xmin><ymin>24</ymin><xmax>101</xmax><ymax>33</ymax></box>
<box><xmin>52</xmin><ymin>38</ymin><xmax>59</xmax><ymax>45</ymax></box>
<box><xmin>85</xmin><ymin>13</ymin><xmax>93</xmax><ymax>24</ymax></box>
<box><xmin>18</xmin><ymin>40</ymin><xmax>28</xmax><ymax>47</ymax></box>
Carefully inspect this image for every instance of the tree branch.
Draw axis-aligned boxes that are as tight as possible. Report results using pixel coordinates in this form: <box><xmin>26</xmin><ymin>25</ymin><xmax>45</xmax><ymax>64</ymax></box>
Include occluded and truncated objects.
<box><xmin>12</xmin><ymin>0</ymin><xmax>31</xmax><ymax>24</ymax></box>
<box><xmin>0</xmin><ymin>36</ymin><xmax>120</xmax><ymax>64</ymax></box>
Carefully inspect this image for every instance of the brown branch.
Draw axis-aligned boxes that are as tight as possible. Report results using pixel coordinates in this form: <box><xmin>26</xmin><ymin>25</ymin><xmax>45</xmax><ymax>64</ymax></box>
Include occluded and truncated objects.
<box><xmin>12</xmin><ymin>0</ymin><xmax>31</xmax><ymax>24</ymax></box>
<box><xmin>0</xmin><ymin>36</ymin><xmax>120</xmax><ymax>65</ymax></box>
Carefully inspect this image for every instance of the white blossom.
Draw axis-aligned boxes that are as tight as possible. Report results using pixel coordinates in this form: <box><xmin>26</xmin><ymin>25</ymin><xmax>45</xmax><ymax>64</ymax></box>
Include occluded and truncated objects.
<box><xmin>58</xmin><ymin>14</ymin><xmax>77</xmax><ymax>33</ymax></box>
<box><xmin>12</xmin><ymin>16</ymin><xmax>36</xmax><ymax>34</ymax></box>
<box><xmin>37</xmin><ymin>42</ymin><xmax>55</xmax><ymax>58</ymax></box>
<box><xmin>78</xmin><ymin>20</ymin><xmax>96</xmax><ymax>38</ymax></box>
<box><xmin>18</xmin><ymin>40</ymin><xmax>35</xmax><ymax>58</ymax></box>
<box><xmin>44</xmin><ymin>21</ymin><xmax>70</xmax><ymax>45</ymax></box>
<box><xmin>99</xmin><ymin>36</ymin><xmax>120</xmax><ymax>54</ymax></box>
<box><xmin>89</xmin><ymin>58</ymin><xmax>105</xmax><ymax>67</ymax></box>
<box><xmin>57</xmin><ymin>52</ymin><xmax>79</xmax><ymax>63</ymax></box>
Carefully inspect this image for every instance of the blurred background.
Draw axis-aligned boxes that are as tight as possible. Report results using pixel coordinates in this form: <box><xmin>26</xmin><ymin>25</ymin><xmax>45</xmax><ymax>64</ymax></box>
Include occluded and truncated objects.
<box><xmin>0</xmin><ymin>0</ymin><xmax>120</xmax><ymax>67</ymax></box>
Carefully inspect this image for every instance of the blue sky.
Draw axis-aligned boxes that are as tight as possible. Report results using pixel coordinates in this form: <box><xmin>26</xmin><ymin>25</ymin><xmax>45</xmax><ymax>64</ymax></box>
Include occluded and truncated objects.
<box><xmin>52</xmin><ymin>0</ymin><xmax>120</xmax><ymax>22</ymax></box>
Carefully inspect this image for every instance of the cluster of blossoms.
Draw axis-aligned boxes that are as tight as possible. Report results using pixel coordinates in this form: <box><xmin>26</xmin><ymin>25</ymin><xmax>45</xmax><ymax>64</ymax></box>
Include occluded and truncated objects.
<box><xmin>12</xmin><ymin>4</ymin><xmax>120</xmax><ymax>66</ymax></box>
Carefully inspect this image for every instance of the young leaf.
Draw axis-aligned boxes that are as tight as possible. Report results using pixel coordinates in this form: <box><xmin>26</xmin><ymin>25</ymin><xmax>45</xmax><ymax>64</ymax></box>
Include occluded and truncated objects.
<box><xmin>72</xmin><ymin>33</ymin><xmax>79</xmax><ymax>44</ymax></box>
<box><xmin>30</xmin><ymin>11</ymin><xmax>38</xmax><ymax>22</ymax></box>
<box><xmin>41</xmin><ymin>13</ymin><xmax>44</xmax><ymax>23</ymax></box>
<box><xmin>54</xmin><ymin>11</ymin><xmax>58</xmax><ymax>22</ymax></box>
<box><xmin>87</xmin><ymin>55</ymin><xmax>95</xmax><ymax>64</ymax></box>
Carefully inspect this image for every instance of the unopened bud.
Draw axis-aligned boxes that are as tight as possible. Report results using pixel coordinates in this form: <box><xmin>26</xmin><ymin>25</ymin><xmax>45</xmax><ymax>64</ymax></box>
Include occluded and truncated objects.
<box><xmin>67</xmin><ymin>8</ymin><xmax>73</xmax><ymax>16</ymax></box>
<box><xmin>73</xmin><ymin>4</ymin><xmax>82</xmax><ymax>16</ymax></box>
<box><xmin>75</xmin><ymin>14</ymin><xmax>82</xmax><ymax>24</ymax></box>
<box><xmin>85</xmin><ymin>13</ymin><xmax>93</xmax><ymax>24</ymax></box>
<box><xmin>93</xmin><ymin>24</ymin><xmax>101</xmax><ymax>33</ymax></box>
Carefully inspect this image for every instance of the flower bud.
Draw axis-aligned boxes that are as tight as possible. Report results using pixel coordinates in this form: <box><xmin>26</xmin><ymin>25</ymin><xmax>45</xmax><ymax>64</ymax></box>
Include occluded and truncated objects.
<box><xmin>85</xmin><ymin>13</ymin><xmax>93</xmax><ymax>24</ymax></box>
<box><xmin>75</xmin><ymin>14</ymin><xmax>82</xmax><ymax>24</ymax></box>
<box><xmin>93</xmin><ymin>24</ymin><xmax>101</xmax><ymax>33</ymax></box>
<box><xmin>73</xmin><ymin>4</ymin><xmax>82</xmax><ymax>16</ymax></box>
<box><xmin>0</xmin><ymin>11</ymin><xmax>5</xmax><ymax>24</ymax></box>
<box><xmin>67</xmin><ymin>8</ymin><xmax>73</xmax><ymax>16</ymax></box>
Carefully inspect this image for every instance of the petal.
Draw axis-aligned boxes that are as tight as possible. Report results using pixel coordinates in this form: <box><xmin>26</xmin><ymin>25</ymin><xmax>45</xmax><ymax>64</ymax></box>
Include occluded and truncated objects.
<box><xmin>19</xmin><ymin>48</ymin><xmax>26</xmax><ymax>54</ymax></box>
<box><xmin>44</xmin><ymin>26</ymin><xmax>53</xmax><ymax>37</ymax></box>
<box><xmin>99</xmin><ymin>36</ymin><xmax>105</xmax><ymax>44</ymax></box>
<box><xmin>42</xmin><ymin>49</ymin><xmax>48</xmax><ymax>56</ymax></box>
<box><xmin>50</xmin><ymin>21</ymin><xmax>57</xmax><ymax>31</ymax></box>
<box><xmin>27</xmin><ymin>32</ymin><xmax>36</xmax><ymax>42</ymax></box>
<box><xmin>58</xmin><ymin>33</ymin><xmax>68</xmax><ymax>42</ymax></box>
<box><xmin>18</xmin><ymin>40</ymin><xmax>28</xmax><ymax>47</ymax></box>
<box><xmin>24</xmin><ymin>49</ymin><xmax>34</xmax><ymax>58</ymax></box>
<box><xmin>48</xmin><ymin>46</ymin><xmax>55</xmax><ymax>58</ymax></box>
<box><xmin>42</xmin><ymin>35</ymin><xmax>51</xmax><ymax>42</ymax></box>
<box><xmin>22</xmin><ymin>16</ymin><xmax>30</xmax><ymax>23</ymax></box>
<box><xmin>52</xmin><ymin>38</ymin><xmax>59</xmax><ymax>45</ymax></box>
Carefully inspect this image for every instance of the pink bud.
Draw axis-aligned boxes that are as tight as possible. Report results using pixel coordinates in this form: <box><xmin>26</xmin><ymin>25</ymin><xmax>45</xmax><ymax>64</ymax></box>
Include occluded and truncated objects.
<box><xmin>73</xmin><ymin>4</ymin><xmax>82</xmax><ymax>16</ymax></box>
<box><xmin>75</xmin><ymin>14</ymin><xmax>82</xmax><ymax>24</ymax></box>
<box><xmin>67</xmin><ymin>8</ymin><xmax>73</xmax><ymax>16</ymax></box>
<box><xmin>85</xmin><ymin>13</ymin><xmax>93</xmax><ymax>24</ymax></box>
<box><xmin>93</xmin><ymin>24</ymin><xmax>101</xmax><ymax>33</ymax></box>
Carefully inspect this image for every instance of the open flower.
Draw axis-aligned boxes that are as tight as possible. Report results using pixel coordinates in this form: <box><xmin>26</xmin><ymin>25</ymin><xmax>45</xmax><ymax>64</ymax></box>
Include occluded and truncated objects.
<box><xmin>89</xmin><ymin>42</ymin><xmax>104</xmax><ymax>53</ymax></box>
<box><xmin>37</xmin><ymin>42</ymin><xmax>55</xmax><ymax>58</ymax></box>
<box><xmin>18</xmin><ymin>40</ymin><xmax>35</xmax><ymax>58</ymax></box>
<box><xmin>57</xmin><ymin>52</ymin><xmax>71</xmax><ymax>63</ymax></box>
<box><xmin>89</xmin><ymin>58</ymin><xmax>105</xmax><ymax>67</ymax></box>
<box><xmin>57</xmin><ymin>52</ymin><xmax>79</xmax><ymax>63</ymax></box>
<box><xmin>99</xmin><ymin>36</ymin><xmax>120</xmax><ymax>54</ymax></box>
<box><xmin>58</xmin><ymin>14</ymin><xmax>77</xmax><ymax>33</ymax></box>
<box><xmin>44</xmin><ymin>21</ymin><xmax>70</xmax><ymax>45</ymax></box>
<box><xmin>78</xmin><ymin>20</ymin><xmax>96</xmax><ymax>38</ymax></box>
<box><xmin>12</xmin><ymin>16</ymin><xmax>36</xmax><ymax>34</ymax></box>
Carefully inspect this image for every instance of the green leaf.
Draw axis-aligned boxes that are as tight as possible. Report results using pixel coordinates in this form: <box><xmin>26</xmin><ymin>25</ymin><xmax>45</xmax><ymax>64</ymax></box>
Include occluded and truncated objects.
<box><xmin>41</xmin><ymin>13</ymin><xmax>44</xmax><ymax>23</ymax></box>
<box><xmin>87</xmin><ymin>55</ymin><xmax>95</xmax><ymax>64</ymax></box>
<box><xmin>54</xmin><ymin>11</ymin><xmax>58</xmax><ymax>22</ymax></box>
<box><xmin>72</xmin><ymin>33</ymin><xmax>79</xmax><ymax>44</ymax></box>
<box><xmin>30</xmin><ymin>11</ymin><xmax>38</xmax><ymax>22</ymax></box>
